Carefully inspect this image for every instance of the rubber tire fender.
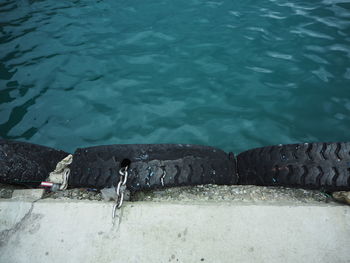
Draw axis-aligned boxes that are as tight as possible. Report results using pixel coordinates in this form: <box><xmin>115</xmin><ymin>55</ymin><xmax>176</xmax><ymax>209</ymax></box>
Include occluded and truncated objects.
<box><xmin>69</xmin><ymin>144</ymin><xmax>237</xmax><ymax>191</ymax></box>
<box><xmin>237</xmin><ymin>142</ymin><xmax>350</xmax><ymax>191</ymax></box>
<box><xmin>0</xmin><ymin>140</ymin><xmax>69</xmax><ymax>187</ymax></box>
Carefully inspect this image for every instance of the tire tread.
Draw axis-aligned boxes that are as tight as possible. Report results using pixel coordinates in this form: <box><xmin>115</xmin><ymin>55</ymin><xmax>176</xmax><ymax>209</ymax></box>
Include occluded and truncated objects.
<box><xmin>237</xmin><ymin>142</ymin><xmax>350</xmax><ymax>191</ymax></box>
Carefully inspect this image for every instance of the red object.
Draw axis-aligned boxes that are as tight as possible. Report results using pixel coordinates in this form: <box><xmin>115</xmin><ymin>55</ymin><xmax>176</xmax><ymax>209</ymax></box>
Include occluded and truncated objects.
<box><xmin>40</xmin><ymin>182</ymin><xmax>54</xmax><ymax>187</ymax></box>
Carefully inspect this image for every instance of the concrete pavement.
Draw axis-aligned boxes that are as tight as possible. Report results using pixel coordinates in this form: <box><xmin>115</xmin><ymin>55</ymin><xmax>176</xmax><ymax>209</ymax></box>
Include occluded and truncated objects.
<box><xmin>0</xmin><ymin>193</ymin><xmax>349</xmax><ymax>263</ymax></box>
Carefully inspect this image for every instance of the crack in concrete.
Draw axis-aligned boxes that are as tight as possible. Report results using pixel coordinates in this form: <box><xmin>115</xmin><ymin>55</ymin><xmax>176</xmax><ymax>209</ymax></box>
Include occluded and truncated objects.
<box><xmin>0</xmin><ymin>200</ymin><xmax>39</xmax><ymax>247</ymax></box>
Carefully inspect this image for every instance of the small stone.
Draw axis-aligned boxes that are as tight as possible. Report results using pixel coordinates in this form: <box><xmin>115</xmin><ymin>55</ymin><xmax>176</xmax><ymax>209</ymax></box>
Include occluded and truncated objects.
<box><xmin>0</xmin><ymin>188</ymin><xmax>13</xmax><ymax>199</ymax></box>
<box><xmin>332</xmin><ymin>191</ymin><xmax>350</xmax><ymax>205</ymax></box>
<box><xmin>12</xmin><ymin>189</ymin><xmax>45</xmax><ymax>201</ymax></box>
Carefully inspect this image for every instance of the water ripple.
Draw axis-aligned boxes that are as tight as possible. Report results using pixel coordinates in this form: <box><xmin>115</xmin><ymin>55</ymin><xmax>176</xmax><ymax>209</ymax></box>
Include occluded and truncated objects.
<box><xmin>0</xmin><ymin>0</ymin><xmax>349</xmax><ymax>152</ymax></box>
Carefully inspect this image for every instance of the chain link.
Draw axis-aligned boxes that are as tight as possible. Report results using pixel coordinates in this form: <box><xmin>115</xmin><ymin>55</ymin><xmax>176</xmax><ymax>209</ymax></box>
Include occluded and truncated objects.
<box><xmin>112</xmin><ymin>166</ymin><xmax>129</xmax><ymax>218</ymax></box>
<box><xmin>160</xmin><ymin>169</ymin><xmax>166</xmax><ymax>187</ymax></box>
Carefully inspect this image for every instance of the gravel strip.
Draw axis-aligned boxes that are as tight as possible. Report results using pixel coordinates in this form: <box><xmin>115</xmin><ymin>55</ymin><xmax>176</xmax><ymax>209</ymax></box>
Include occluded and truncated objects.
<box><xmin>1</xmin><ymin>184</ymin><xmax>334</xmax><ymax>204</ymax></box>
<box><xmin>131</xmin><ymin>185</ymin><xmax>333</xmax><ymax>203</ymax></box>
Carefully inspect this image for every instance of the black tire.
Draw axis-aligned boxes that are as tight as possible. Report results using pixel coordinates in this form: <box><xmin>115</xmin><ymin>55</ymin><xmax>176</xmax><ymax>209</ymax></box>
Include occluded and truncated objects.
<box><xmin>237</xmin><ymin>142</ymin><xmax>350</xmax><ymax>191</ymax></box>
<box><xmin>0</xmin><ymin>140</ymin><xmax>69</xmax><ymax>187</ymax></box>
<box><xmin>69</xmin><ymin>144</ymin><xmax>237</xmax><ymax>191</ymax></box>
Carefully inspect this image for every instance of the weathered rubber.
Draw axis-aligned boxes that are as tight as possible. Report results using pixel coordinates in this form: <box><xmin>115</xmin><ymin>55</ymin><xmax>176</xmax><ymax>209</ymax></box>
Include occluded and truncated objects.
<box><xmin>0</xmin><ymin>140</ymin><xmax>69</xmax><ymax>187</ymax></box>
<box><xmin>237</xmin><ymin>142</ymin><xmax>350</xmax><ymax>191</ymax></box>
<box><xmin>69</xmin><ymin>144</ymin><xmax>237</xmax><ymax>191</ymax></box>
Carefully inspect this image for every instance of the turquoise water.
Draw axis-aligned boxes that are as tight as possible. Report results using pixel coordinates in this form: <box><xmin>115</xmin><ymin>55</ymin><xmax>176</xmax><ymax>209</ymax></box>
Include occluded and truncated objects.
<box><xmin>0</xmin><ymin>0</ymin><xmax>350</xmax><ymax>153</ymax></box>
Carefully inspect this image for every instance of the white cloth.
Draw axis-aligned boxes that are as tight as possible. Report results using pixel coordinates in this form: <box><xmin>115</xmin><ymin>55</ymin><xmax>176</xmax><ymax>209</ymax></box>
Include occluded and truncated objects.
<box><xmin>47</xmin><ymin>154</ymin><xmax>73</xmax><ymax>190</ymax></box>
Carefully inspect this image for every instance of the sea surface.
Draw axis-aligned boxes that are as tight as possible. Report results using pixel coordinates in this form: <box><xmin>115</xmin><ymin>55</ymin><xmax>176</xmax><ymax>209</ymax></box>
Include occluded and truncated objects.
<box><xmin>0</xmin><ymin>0</ymin><xmax>350</xmax><ymax>153</ymax></box>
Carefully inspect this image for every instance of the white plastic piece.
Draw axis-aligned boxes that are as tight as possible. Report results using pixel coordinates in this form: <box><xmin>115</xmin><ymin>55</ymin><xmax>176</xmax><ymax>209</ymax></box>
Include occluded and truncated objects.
<box><xmin>100</xmin><ymin>187</ymin><xmax>117</xmax><ymax>201</ymax></box>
